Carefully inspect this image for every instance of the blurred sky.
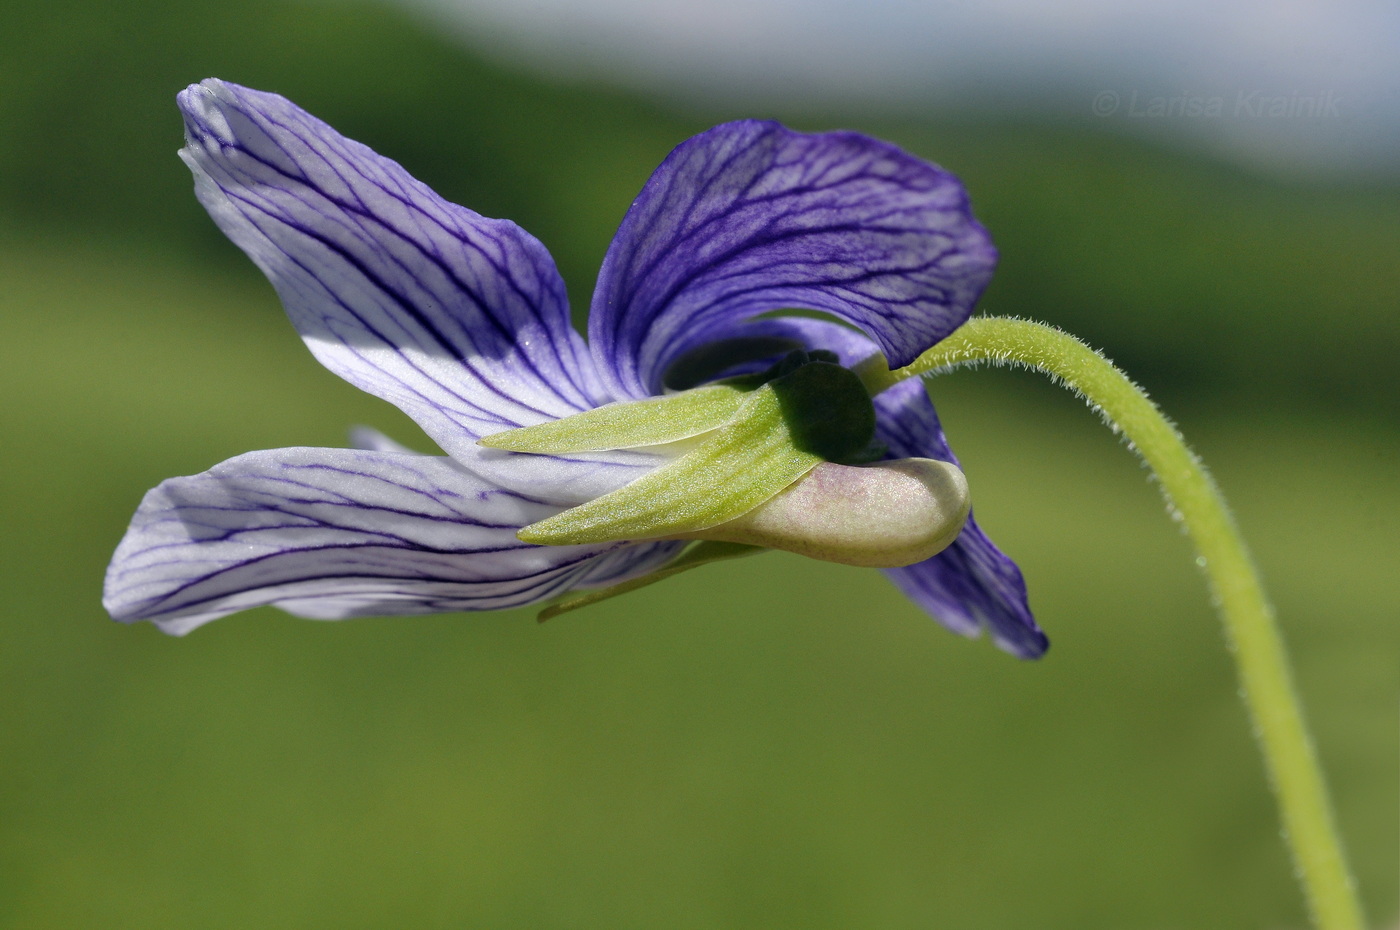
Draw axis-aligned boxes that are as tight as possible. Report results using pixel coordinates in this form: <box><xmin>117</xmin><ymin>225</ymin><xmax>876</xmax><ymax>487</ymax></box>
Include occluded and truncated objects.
<box><xmin>396</xmin><ymin>0</ymin><xmax>1400</xmax><ymax>179</ymax></box>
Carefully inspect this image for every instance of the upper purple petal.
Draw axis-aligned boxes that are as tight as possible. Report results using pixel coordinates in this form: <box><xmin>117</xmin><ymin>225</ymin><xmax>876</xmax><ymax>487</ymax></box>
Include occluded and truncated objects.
<box><xmin>178</xmin><ymin>79</ymin><xmax>610</xmax><ymax>461</ymax></box>
<box><xmin>103</xmin><ymin>446</ymin><xmax>636</xmax><ymax>634</ymax></box>
<box><xmin>589</xmin><ymin>120</ymin><xmax>997</xmax><ymax>399</ymax></box>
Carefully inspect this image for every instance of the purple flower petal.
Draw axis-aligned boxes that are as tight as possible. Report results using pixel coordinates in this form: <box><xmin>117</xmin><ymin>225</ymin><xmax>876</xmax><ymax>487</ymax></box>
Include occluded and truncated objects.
<box><xmin>103</xmin><ymin>446</ymin><xmax>633</xmax><ymax>634</ymax></box>
<box><xmin>590</xmin><ymin>120</ymin><xmax>997</xmax><ymax>398</ymax></box>
<box><xmin>178</xmin><ymin>79</ymin><xmax>610</xmax><ymax>462</ymax></box>
<box><xmin>876</xmin><ymin>378</ymin><xmax>1048</xmax><ymax>659</ymax></box>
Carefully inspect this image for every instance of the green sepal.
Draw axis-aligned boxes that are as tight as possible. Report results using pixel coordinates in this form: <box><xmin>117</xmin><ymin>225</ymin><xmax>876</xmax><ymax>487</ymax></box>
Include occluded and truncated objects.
<box><xmin>518</xmin><ymin>381</ymin><xmax>822</xmax><ymax>544</ymax></box>
<box><xmin>538</xmin><ymin>542</ymin><xmax>763</xmax><ymax>621</ymax></box>
<box><xmin>518</xmin><ymin>362</ymin><xmax>877</xmax><ymax>546</ymax></box>
<box><xmin>478</xmin><ymin>385</ymin><xmax>749</xmax><ymax>453</ymax></box>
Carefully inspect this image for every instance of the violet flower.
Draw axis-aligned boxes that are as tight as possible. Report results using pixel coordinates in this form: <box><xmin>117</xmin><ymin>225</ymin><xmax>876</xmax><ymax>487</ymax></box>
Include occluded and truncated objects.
<box><xmin>103</xmin><ymin>79</ymin><xmax>1047</xmax><ymax>658</ymax></box>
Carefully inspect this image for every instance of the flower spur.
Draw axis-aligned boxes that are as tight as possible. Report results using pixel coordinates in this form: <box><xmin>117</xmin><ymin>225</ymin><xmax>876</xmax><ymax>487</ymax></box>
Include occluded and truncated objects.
<box><xmin>103</xmin><ymin>79</ymin><xmax>1048</xmax><ymax>658</ymax></box>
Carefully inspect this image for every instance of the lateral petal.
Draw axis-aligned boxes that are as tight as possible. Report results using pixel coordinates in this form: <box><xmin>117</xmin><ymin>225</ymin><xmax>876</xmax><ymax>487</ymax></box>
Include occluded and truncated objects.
<box><xmin>591</xmin><ymin>120</ymin><xmax>996</xmax><ymax>398</ymax></box>
<box><xmin>103</xmin><ymin>447</ymin><xmax>626</xmax><ymax>634</ymax></box>
<box><xmin>178</xmin><ymin>79</ymin><xmax>608</xmax><ymax>460</ymax></box>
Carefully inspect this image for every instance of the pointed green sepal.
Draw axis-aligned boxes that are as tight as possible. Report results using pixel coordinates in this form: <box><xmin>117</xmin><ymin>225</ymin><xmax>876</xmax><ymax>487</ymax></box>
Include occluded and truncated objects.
<box><xmin>519</xmin><ymin>362</ymin><xmax>877</xmax><ymax>546</ymax></box>
<box><xmin>538</xmin><ymin>542</ymin><xmax>763</xmax><ymax>621</ymax></box>
<box><xmin>517</xmin><ymin>383</ymin><xmax>820</xmax><ymax>544</ymax></box>
<box><xmin>478</xmin><ymin>385</ymin><xmax>749</xmax><ymax>453</ymax></box>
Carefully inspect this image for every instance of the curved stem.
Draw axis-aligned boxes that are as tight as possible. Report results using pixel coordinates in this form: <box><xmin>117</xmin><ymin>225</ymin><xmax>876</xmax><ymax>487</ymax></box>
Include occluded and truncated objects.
<box><xmin>858</xmin><ymin>317</ymin><xmax>1365</xmax><ymax>930</ymax></box>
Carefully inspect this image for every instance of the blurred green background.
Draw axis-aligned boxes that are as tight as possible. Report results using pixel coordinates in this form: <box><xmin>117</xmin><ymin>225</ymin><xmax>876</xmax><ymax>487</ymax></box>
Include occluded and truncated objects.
<box><xmin>1</xmin><ymin>1</ymin><xmax>1395</xmax><ymax>927</ymax></box>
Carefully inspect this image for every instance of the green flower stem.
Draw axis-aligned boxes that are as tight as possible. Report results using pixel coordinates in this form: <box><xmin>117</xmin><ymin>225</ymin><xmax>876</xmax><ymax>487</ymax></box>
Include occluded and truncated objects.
<box><xmin>858</xmin><ymin>316</ymin><xmax>1364</xmax><ymax>930</ymax></box>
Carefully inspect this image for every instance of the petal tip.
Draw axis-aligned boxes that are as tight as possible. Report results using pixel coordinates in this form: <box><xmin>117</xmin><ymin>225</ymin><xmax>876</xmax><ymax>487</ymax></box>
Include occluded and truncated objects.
<box><xmin>177</xmin><ymin>79</ymin><xmax>237</xmax><ymax>149</ymax></box>
<box><xmin>996</xmin><ymin>623</ymin><xmax>1050</xmax><ymax>660</ymax></box>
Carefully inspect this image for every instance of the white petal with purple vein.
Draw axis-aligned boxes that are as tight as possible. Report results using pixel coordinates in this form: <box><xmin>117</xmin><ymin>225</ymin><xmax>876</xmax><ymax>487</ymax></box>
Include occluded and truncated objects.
<box><xmin>103</xmin><ymin>447</ymin><xmax>627</xmax><ymax>634</ymax></box>
<box><xmin>178</xmin><ymin>79</ymin><xmax>612</xmax><ymax>461</ymax></box>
